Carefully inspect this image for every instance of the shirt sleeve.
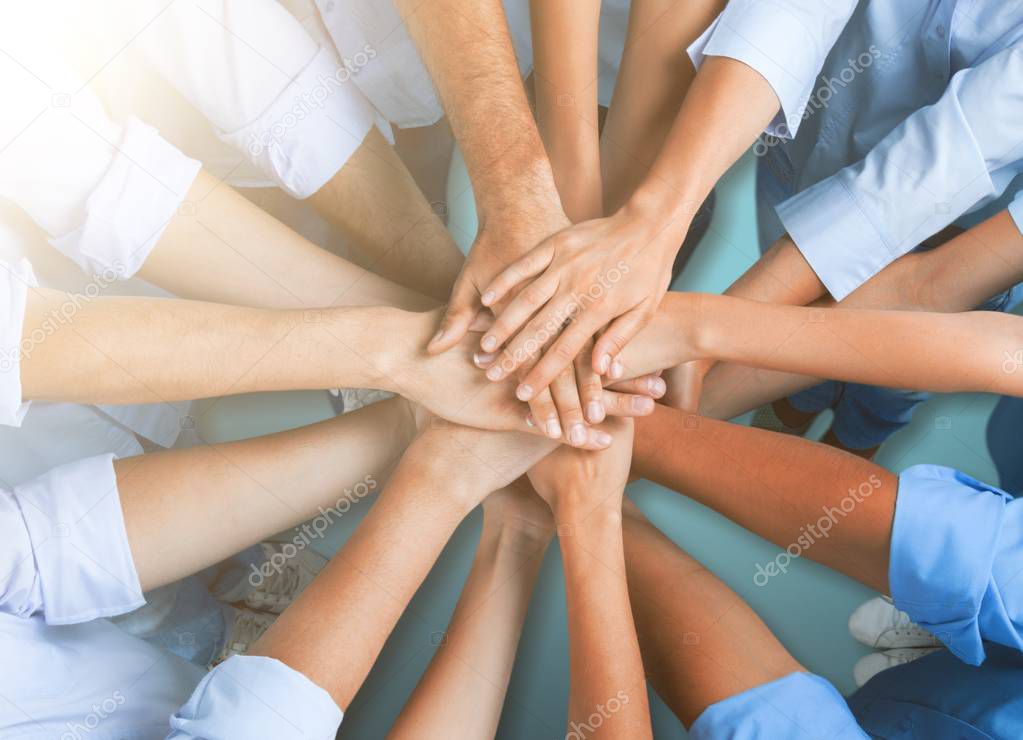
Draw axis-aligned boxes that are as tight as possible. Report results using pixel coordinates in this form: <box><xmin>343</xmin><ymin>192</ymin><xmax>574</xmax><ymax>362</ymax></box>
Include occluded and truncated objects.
<box><xmin>0</xmin><ymin>454</ymin><xmax>144</xmax><ymax>624</ymax></box>
<box><xmin>777</xmin><ymin>44</ymin><xmax>1023</xmax><ymax>300</ymax></box>
<box><xmin>168</xmin><ymin>655</ymin><xmax>342</xmax><ymax>739</ymax></box>
<box><xmin>687</xmin><ymin>0</ymin><xmax>858</xmax><ymax>138</ymax></box>
<box><xmin>0</xmin><ymin>258</ymin><xmax>37</xmax><ymax>427</ymax></box>
<box><xmin>889</xmin><ymin>464</ymin><xmax>1023</xmax><ymax>666</ymax></box>
<box><xmin>1010</xmin><ymin>191</ymin><xmax>1023</xmax><ymax>235</ymax></box>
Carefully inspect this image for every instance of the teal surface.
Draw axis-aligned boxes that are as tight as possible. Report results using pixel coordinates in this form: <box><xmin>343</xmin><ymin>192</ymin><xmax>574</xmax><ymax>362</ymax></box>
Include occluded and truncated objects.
<box><xmin>197</xmin><ymin>149</ymin><xmax>1002</xmax><ymax>738</ymax></box>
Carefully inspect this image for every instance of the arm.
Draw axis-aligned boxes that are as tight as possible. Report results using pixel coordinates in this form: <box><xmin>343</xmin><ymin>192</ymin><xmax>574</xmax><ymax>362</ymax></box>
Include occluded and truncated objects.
<box><xmin>530</xmin><ymin>0</ymin><xmax>603</xmax><ymax>222</ymax></box>
<box><xmin>621</xmin><ymin>291</ymin><xmax>1023</xmax><ymax>399</ymax></box>
<box><xmin>529</xmin><ymin>420</ymin><xmax>653</xmax><ymax>739</ymax></box>
<box><xmin>699</xmin><ymin>209</ymin><xmax>1023</xmax><ymax>418</ymax></box>
<box><xmin>249</xmin><ymin>422</ymin><xmax>557</xmax><ymax>709</ymax></box>
<box><xmin>389</xmin><ymin>483</ymin><xmax>552</xmax><ymax>739</ymax></box>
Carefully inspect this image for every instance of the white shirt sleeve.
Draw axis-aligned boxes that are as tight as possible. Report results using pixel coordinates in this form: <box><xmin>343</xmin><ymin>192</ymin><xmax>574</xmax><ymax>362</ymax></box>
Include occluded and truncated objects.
<box><xmin>0</xmin><ymin>454</ymin><xmax>144</xmax><ymax>624</ymax></box>
<box><xmin>776</xmin><ymin>45</ymin><xmax>1023</xmax><ymax>300</ymax></box>
<box><xmin>168</xmin><ymin>655</ymin><xmax>343</xmax><ymax>739</ymax></box>
<box><xmin>0</xmin><ymin>258</ymin><xmax>37</xmax><ymax>427</ymax></box>
<box><xmin>0</xmin><ymin>52</ymin><xmax>201</xmax><ymax>280</ymax></box>
<box><xmin>1010</xmin><ymin>191</ymin><xmax>1023</xmax><ymax>236</ymax></box>
<box><xmin>687</xmin><ymin>0</ymin><xmax>858</xmax><ymax>138</ymax></box>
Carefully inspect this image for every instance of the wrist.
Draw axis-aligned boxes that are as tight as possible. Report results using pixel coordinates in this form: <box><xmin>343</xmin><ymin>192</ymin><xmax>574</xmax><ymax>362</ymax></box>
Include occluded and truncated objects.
<box><xmin>553</xmin><ymin>485</ymin><xmax>624</xmax><ymax>527</ymax></box>
<box><xmin>475</xmin><ymin>153</ymin><xmax>561</xmax><ymax>226</ymax></box>
<box><xmin>329</xmin><ymin>305</ymin><xmax>411</xmax><ymax>394</ymax></box>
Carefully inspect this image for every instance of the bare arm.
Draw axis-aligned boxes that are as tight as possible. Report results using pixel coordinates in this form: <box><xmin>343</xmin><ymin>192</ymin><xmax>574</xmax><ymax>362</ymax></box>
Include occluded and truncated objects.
<box><xmin>530</xmin><ymin>421</ymin><xmax>653</xmax><ymax>739</ymax></box>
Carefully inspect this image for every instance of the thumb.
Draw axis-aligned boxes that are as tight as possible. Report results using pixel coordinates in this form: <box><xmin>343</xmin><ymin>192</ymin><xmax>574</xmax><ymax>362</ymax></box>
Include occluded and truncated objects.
<box><xmin>427</xmin><ymin>277</ymin><xmax>480</xmax><ymax>354</ymax></box>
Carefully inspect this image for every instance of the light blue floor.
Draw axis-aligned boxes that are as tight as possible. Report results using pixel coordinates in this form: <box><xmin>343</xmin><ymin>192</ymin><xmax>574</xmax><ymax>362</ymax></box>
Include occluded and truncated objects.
<box><xmin>197</xmin><ymin>149</ymin><xmax>1003</xmax><ymax>738</ymax></box>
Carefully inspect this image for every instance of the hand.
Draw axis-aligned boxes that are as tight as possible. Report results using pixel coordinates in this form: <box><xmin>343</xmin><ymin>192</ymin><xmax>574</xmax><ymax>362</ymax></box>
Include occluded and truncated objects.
<box><xmin>477</xmin><ymin>204</ymin><xmax>688</xmax><ymax>401</ymax></box>
<box><xmin>527</xmin><ymin>418</ymin><xmax>635</xmax><ymax>521</ymax></box>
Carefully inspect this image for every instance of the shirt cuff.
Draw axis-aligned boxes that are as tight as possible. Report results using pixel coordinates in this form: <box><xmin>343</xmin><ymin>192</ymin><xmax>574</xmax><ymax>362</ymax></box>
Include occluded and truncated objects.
<box><xmin>10</xmin><ymin>454</ymin><xmax>144</xmax><ymax>624</ymax></box>
<box><xmin>690</xmin><ymin>672</ymin><xmax>865</xmax><ymax>739</ymax></box>
<box><xmin>687</xmin><ymin>2</ymin><xmax>835</xmax><ymax>139</ymax></box>
<box><xmin>0</xmin><ymin>259</ymin><xmax>37</xmax><ymax>427</ymax></box>
<box><xmin>49</xmin><ymin>117</ymin><xmax>200</xmax><ymax>281</ymax></box>
<box><xmin>218</xmin><ymin>45</ymin><xmax>384</xmax><ymax>199</ymax></box>
<box><xmin>889</xmin><ymin>465</ymin><xmax>1016</xmax><ymax>665</ymax></box>
<box><xmin>169</xmin><ymin>655</ymin><xmax>342</xmax><ymax>739</ymax></box>
<box><xmin>1010</xmin><ymin>193</ymin><xmax>1023</xmax><ymax>235</ymax></box>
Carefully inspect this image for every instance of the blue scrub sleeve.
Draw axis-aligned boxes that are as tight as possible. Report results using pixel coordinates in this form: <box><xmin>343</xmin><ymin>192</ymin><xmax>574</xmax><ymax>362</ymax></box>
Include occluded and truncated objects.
<box><xmin>689</xmin><ymin>672</ymin><xmax>868</xmax><ymax>739</ymax></box>
<box><xmin>168</xmin><ymin>655</ymin><xmax>342</xmax><ymax>739</ymax></box>
<box><xmin>890</xmin><ymin>465</ymin><xmax>1023</xmax><ymax>665</ymax></box>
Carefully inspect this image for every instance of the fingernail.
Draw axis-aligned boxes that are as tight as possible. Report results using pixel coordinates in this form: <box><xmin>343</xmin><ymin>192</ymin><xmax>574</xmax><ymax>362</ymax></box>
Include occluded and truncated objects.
<box><xmin>546</xmin><ymin>419</ymin><xmax>562</xmax><ymax>439</ymax></box>
<box><xmin>598</xmin><ymin>354</ymin><xmax>611</xmax><ymax>374</ymax></box>
<box><xmin>586</xmin><ymin>401</ymin><xmax>604</xmax><ymax>423</ymax></box>
<box><xmin>481</xmin><ymin>290</ymin><xmax>496</xmax><ymax>306</ymax></box>
<box><xmin>486</xmin><ymin>365</ymin><xmax>504</xmax><ymax>381</ymax></box>
<box><xmin>634</xmin><ymin>397</ymin><xmax>655</xmax><ymax>414</ymax></box>
<box><xmin>610</xmin><ymin>361</ymin><xmax>624</xmax><ymax>380</ymax></box>
<box><xmin>430</xmin><ymin>329</ymin><xmax>445</xmax><ymax>345</ymax></box>
<box><xmin>569</xmin><ymin>424</ymin><xmax>586</xmax><ymax>445</ymax></box>
<box><xmin>516</xmin><ymin>384</ymin><xmax>534</xmax><ymax>401</ymax></box>
<box><xmin>595</xmin><ymin>431</ymin><xmax>612</xmax><ymax>447</ymax></box>
<box><xmin>481</xmin><ymin>335</ymin><xmax>497</xmax><ymax>352</ymax></box>
<box><xmin>649</xmin><ymin>377</ymin><xmax>667</xmax><ymax>397</ymax></box>
<box><xmin>526</xmin><ymin>414</ymin><xmax>536</xmax><ymax>428</ymax></box>
<box><xmin>473</xmin><ymin>351</ymin><xmax>496</xmax><ymax>367</ymax></box>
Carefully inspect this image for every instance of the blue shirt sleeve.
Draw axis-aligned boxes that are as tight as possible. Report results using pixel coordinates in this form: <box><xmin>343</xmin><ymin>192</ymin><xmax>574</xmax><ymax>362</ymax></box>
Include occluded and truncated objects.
<box><xmin>687</xmin><ymin>0</ymin><xmax>858</xmax><ymax>139</ymax></box>
<box><xmin>168</xmin><ymin>655</ymin><xmax>343</xmax><ymax>739</ymax></box>
<box><xmin>889</xmin><ymin>465</ymin><xmax>1023</xmax><ymax>666</ymax></box>
<box><xmin>1010</xmin><ymin>191</ymin><xmax>1023</xmax><ymax>235</ymax></box>
<box><xmin>777</xmin><ymin>44</ymin><xmax>1023</xmax><ymax>300</ymax></box>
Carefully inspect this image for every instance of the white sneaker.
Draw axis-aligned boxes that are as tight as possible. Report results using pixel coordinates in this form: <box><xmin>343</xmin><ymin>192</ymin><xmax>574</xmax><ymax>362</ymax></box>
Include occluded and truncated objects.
<box><xmin>242</xmin><ymin>542</ymin><xmax>327</xmax><ymax>615</ymax></box>
<box><xmin>853</xmin><ymin>647</ymin><xmax>942</xmax><ymax>687</ymax></box>
<box><xmin>848</xmin><ymin>596</ymin><xmax>942</xmax><ymax>649</ymax></box>
<box><xmin>209</xmin><ymin>607</ymin><xmax>276</xmax><ymax>669</ymax></box>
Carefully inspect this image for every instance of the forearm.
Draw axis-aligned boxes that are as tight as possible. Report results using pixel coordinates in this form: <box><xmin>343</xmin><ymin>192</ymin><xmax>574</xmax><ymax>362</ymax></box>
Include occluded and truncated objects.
<box><xmin>250</xmin><ymin>461</ymin><xmax>475</xmax><ymax>709</ymax></box>
<box><xmin>530</xmin><ymin>0</ymin><xmax>602</xmax><ymax>222</ymax></box>
<box><xmin>633</xmin><ymin>406</ymin><xmax>894</xmax><ymax>592</ymax></box>
<box><xmin>389</xmin><ymin>516</ymin><xmax>547</xmax><ymax>738</ymax></box>
<box><xmin>627</xmin><ymin>56</ymin><xmax>779</xmax><ymax>239</ymax></box>
<box><xmin>120</xmin><ymin>398</ymin><xmax>415</xmax><ymax>590</ymax></box>
<box><xmin>397</xmin><ymin>0</ymin><xmax>557</xmax><ymax>223</ymax></box>
<box><xmin>559</xmin><ymin>506</ymin><xmax>651</xmax><ymax>738</ymax></box>
<box><xmin>140</xmin><ymin>169</ymin><xmax>435</xmax><ymax>311</ymax></box>
<box><xmin>20</xmin><ymin>291</ymin><xmax>404</xmax><ymax>404</ymax></box>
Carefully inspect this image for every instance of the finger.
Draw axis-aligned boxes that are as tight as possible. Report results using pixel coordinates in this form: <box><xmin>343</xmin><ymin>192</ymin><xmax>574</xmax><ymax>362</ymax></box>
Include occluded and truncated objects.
<box><xmin>468</xmin><ymin>309</ymin><xmax>495</xmax><ymax>333</ymax></box>
<box><xmin>517</xmin><ymin>316</ymin><xmax>602</xmax><ymax>400</ymax></box>
<box><xmin>484</xmin><ymin>304</ymin><xmax>568</xmax><ymax>383</ymax></box>
<box><xmin>528</xmin><ymin>387</ymin><xmax>562</xmax><ymax>440</ymax></box>
<box><xmin>606</xmin><ymin>374</ymin><xmax>667</xmax><ymax>399</ymax></box>
<box><xmin>428</xmin><ymin>278</ymin><xmax>481</xmax><ymax>354</ymax></box>
<box><xmin>592</xmin><ymin>306</ymin><xmax>653</xmax><ymax>375</ymax></box>
<box><xmin>480</xmin><ymin>242</ymin><xmax>555</xmax><ymax>307</ymax></box>
<box><xmin>550</xmin><ymin>368</ymin><xmax>588</xmax><ymax>447</ymax></box>
<box><xmin>601</xmin><ymin>390</ymin><xmax>656</xmax><ymax>418</ymax></box>
<box><xmin>575</xmin><ymin>340</ymin><xmax>605</xmax><ymax>424</ymax></box>
<box><xmin>479</xmin><ymin>277</ymin><xmax>558</xmax><ymax>352</ymax></box>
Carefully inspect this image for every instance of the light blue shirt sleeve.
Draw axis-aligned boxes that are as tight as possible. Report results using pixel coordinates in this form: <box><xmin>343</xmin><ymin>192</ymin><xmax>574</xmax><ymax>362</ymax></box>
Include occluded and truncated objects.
<box><xmin>889</xmin><ymin>465</ymin><xmax>1023</xmax><ymax>666</ymax></box>
<box><xmin>1010</xmin><ymin>191</ymin><xmax>1023</xmax><ymax>235</ymax></box>
<box><xmin>777</xmin><ymin>44</ymin><xmax>1023</xmax><ymax>300</ymax></box>
<box><xmin>168</xmin><ymin>655</ymin><xmax>343</xmax><ymax>739</ymax></box>
<box><xmin>687</xmin><ymin>0</ymin><xmax>857</xmax><ymax>138</ymax></box>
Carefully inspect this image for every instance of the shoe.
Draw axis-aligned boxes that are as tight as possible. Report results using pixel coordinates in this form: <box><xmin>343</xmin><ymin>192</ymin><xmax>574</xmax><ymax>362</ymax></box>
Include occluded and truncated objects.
<box><xmin>751</xmin><ymin>402</ymin><xmax>814</xmax><ymax>436</ymax></box>
<box><xmin>208</xmin><ymin>607</ymin><xmax>276</xmax><ymax>669</ymax></box>
<box><xmin>238</xmin><ymin>542</ymin><xmax>327</xmax><ymax>615</ymax></box>
<box><xmin>848</xmin><ymin>596</ymin><xmax>942</xmax><ymax>649</ymax></box>
<box><xmin>853</xmin><ymin>647</ymin><xmax>942</xmax><ymax>687</ymax></box>
<box><xmin>328</xmin><ymin>387</ymin><xmax>394</xmax><ymax>416</ymax></box>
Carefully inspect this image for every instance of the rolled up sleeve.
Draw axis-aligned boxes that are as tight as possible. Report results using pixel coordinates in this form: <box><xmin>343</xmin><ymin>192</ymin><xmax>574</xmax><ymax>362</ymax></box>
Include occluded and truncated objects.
<box><xmin>0</xmin><ymin>258</ymin><xmax>37</xmax><ymax>427</ymax></box>
<box><xmin>889</xmin><ymin>465</ymin><xmax>1023</xmax><ymax>665</ymax></box>
<box><xmin>687</xmin><ymin>0</ymin><xmax>857</xmax><ymax>138</ymax></box>
<box><xmin>778</xmin><ymin>45</ymin><xmax>1023</xmax><ymax>300</ymax></box>
<box><xmin>168</xmin><ymin>655</ymin><xmax>342</xmax><ymax>739</ymax></box>
<box><xmin>0</xmin><ymin>454</ymin><xmax>144</xmax><ymax>624</ymax></box>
